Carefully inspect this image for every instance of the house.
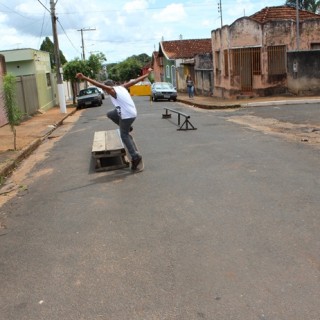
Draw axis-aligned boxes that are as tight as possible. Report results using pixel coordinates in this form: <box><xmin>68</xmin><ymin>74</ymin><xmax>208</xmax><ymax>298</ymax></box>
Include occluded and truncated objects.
<box><xmin>151</xmin><ymin>51</ymin><xmax>162</xmax><ymax>82</ymax></box>
<box><xmin>141</xmin><ymin>61</ymin><xmax>152</xmax><ymax>76</ymax></box>
<box><xmin>0</xmin><ymin>48</ymin><xmax>56</xmax><ymax>115</ymax></box>
<box><xmin>211</xmin><ymin>6</ymin><xmax>320</xmax><ymax>98</ymax></box>
<box><xmin>194</xmin><ymin>53</ymin><xmax>214</xmax><ymax>96</ymax></box>
<box><xmin>155</xmin><ymin>39</ymin><xmax>213</xmax><ymax>93</ymax></box>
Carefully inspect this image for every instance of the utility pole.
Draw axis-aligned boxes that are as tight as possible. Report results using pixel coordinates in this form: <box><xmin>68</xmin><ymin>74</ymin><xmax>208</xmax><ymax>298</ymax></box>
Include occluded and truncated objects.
<box><xmin>50</xmin><ymin>0</ymin><xmax>66</xmax><ymax>113</ymax></box>
<box><xmin>218</xmin><ymin>0</ymin><xmax>223</xmax><ymax>28</ymax></box>
<box><xmin>296</xmin><ymin>0</ymin><xmax>300</xmax><ymax>50</ymax></box>
<box><xmin>77</xmin><ymin>28</ymin><xmax>96</xmax><ymax>60</ymax></box>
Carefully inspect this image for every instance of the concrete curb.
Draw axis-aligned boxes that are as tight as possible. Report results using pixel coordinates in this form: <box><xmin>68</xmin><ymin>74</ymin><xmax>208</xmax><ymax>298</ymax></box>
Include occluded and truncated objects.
<box><xmin>0</xmin><ymin>109</ymin><xmax>77</xmax><ymax>180</ymax></box>
<box><xmin>242</xmin><ymin>99</ymin><xmax>320</xmax><ymax>108</ymax></box>
<box><xmin>178</xmin><ymin>97</ymin><xmax>320</xmax><ymax>110</ymax></box>
<box><xmin>177</xmin><ymin>98</ymin><xmax>242</xmax><ymax>109</ymax></box>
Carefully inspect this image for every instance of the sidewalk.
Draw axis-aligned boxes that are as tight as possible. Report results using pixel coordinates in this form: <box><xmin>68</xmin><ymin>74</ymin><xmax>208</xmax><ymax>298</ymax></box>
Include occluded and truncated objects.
<box><xmin>1</xmin><ymin>94</ymin><xmax>320</xmax><ymax>183</ymax></box>
<box><xmin>177</xmin><ymin>93</ymin><xmax>320</xmax><ymax>109</ymax></box>
<box><xmin>0</xmin><ymin>105</ymin><xmax>76</xmax><ymax>182</ymax></box>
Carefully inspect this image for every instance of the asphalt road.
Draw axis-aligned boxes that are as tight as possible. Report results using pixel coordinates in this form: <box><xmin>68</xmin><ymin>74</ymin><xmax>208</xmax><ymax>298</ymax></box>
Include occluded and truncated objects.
<box><xmin>0</xmin><ymin>97</ymin><xmax>319</xmax><ymax>320</ymax></box>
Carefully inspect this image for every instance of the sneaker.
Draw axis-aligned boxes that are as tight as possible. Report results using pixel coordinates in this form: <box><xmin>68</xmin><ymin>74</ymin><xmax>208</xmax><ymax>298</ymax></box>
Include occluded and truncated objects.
<box><xmin>131</xmin><ymin>155</ymin><xmax>142</xmax><ymax>170</ymax></box>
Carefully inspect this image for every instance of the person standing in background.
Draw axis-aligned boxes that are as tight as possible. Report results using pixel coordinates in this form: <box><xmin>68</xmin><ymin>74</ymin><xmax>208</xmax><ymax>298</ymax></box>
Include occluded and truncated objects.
<box><xmin>186</xmin><ymin>74</ymin><xmax>194</xmax><ymax>98</ymax></box>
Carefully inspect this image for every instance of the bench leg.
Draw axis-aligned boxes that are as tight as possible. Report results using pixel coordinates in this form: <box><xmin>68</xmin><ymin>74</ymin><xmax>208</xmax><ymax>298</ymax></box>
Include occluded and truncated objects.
<box><xmin>177</xmin><ymin>118</ymin><xmax>197</xmax><ymax>131</ymax></box>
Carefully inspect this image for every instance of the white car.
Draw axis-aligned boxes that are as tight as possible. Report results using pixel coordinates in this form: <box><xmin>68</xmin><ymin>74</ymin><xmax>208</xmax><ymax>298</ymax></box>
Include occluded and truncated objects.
<box><xmin>151</xmin><ymin>82</ymin><xmax>177</xmax><ymax>101</ymax></box>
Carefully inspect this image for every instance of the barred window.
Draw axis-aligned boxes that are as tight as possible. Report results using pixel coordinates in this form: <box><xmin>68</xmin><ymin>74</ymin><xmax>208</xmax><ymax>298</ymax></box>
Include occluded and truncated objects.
<box><xmin>231</xmin><ymin>48</ymin><xmax>261</xmax><ymax>76</ymax></box>
<box><xmin>215</xmin><ymin>50</ymin><xmax>221</xmax><ymax>76</ymax></box>
<box><xmin>267</xmin><ymin>45</ymin><xmax>286</xmax><ymax>75</ymax></box>
<box><xmin>224</xmin><ymin>49</ymin><xmax>229</xmax><ymax>77</ymax></box>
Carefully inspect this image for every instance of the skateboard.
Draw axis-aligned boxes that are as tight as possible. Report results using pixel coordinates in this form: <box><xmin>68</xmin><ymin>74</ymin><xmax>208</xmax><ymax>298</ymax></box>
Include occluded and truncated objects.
<box><xmin>125</xmin><ymin>134</ymin><xmax>144</xmax><ymax>173</ymax></box>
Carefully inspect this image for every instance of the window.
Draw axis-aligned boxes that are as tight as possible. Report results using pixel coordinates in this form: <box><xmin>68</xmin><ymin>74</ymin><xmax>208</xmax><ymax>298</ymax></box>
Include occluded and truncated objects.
<box><xmin>251</xmin><ymin>48</ymin><xmax>261</xmax><ymax>75</ymax></box>
<box><xmin>215</xmin><ymin>50</ymin><xmax>221</xmax><ymax>76</ymax></box>
<box><xmin>231</xmin><ymin>48</ymin><xmax>261</xmax><ymax>76</ymax></box>
<box><xmin>224</xmin><ymin>49</ymin><xmax>229</xmax><ymax>77</ymax></box>
<box><xmin>232</xmin><ymin>49</ymin><xmax>240</xmax><ymax>76</ymax></box>
<box><xmin>171</xmin><ymin>65</ymin><xmax>176</xmax><ymax>86</ymax></box>
<box><xmin>46</xmin><ymin>73</ymin><xmax>51</xmax><ymax>87</ymax></box>
<box><xmin>311</xmin><ymin>43</ymin><xmax>320</xmax><ymax>50</ymax></box>
<box><xmin>267</xmin><ymin>45</ymin><xmax>286</xmax><ymax>75</ymax></box>
<box><xmin>166</xmin><ymin>65</ymin><xmax>170</xmax><ymax>78</ymax></box>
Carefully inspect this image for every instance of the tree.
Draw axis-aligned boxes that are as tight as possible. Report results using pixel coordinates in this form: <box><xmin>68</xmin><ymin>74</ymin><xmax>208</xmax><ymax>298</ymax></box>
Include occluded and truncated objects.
<box><xmin>63</xmin><ymin>59</ymin><xmax>90</xmax><ymax>104</ymax></box>
<box><xmin>3</xmin><ymin>73</ymin><xmax>23</xmax><ymax>150</ymax></box>
<box><xmin>40</xmin><ymin>36</ymin><xmax>67</xmax><ymax>69</ymax></box>
<box><xmin>107</xmin><ymin>54</ymin><xmax>151</xmax><ymax>82</ymax></box>
<box><xmin>87</xmin><ymin>52</ymin><xmax>107</xmax><ymax>80</ymax></box>
<box><xmin>285</xmin><ymin>0</ymin><xmax>320</xmax><ymax>13</ymax></box>
<box><xmin>63</xmin><ymin>52</ymin><xmax>108</xmax><ymax>104</ymax></box>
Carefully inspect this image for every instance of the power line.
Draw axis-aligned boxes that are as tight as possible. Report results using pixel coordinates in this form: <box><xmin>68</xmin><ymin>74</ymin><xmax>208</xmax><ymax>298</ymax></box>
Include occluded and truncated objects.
<box><xmin>57</xmin><ymin>19</ymin><xmax>81</xmax><ymax>54</ymax></box>
<box><xmin>37</xmin><ymin>0</ymin><xmax>51</xmax><ymax>14</ymax></box>
<box><xmin>0</xmin><ymin>2</ymin><xmax>34</xmax><ymax>18</ymax></box>
<box><xmin>37</xmin><ymin>5</ymin><xmax>48</xmax><ymax>48</ymax></box>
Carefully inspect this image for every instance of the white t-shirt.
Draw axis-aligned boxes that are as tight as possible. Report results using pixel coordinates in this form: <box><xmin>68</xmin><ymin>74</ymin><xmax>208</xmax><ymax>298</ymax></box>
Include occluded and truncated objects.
<box><xmin>109</xmin><ymin>86</ymin><xmax>137</xmax><ymax>119</ymax></box>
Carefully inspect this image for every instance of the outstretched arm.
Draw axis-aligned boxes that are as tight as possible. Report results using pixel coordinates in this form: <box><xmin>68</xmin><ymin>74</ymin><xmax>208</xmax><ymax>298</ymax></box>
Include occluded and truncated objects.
<box><xmin>75</xmin><ymin>73</ymin><xmax>116</xmax><ymax>98</ymax></box>
<box><xmin>122</xmin><ymin>68</ymin><xmax>153</xmax><ymax>89</ymax></box>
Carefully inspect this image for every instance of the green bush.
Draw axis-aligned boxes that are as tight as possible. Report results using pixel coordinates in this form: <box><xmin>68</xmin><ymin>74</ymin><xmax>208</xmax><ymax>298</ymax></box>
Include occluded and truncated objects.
<box><xmin>3</xmin><ymin>73</ymin><xmax>22</xmax><ymax>150</ymax></box>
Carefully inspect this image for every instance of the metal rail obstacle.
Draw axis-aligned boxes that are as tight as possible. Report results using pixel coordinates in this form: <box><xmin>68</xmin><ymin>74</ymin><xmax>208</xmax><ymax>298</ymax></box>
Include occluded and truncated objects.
<box><xmin>162</xmin><ymin>108</ymin><xmax>197</xmax><ymax>131</ymax></box>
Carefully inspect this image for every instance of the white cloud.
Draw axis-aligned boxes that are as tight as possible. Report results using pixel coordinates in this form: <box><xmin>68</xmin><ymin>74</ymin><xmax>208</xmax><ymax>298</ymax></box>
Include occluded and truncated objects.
<box><xmin>0</xmin><ymin>0</ymin><xmax>285</xmax><ymax>63</ymax></box>
<box><xmin>153</xmin><ymin>3</ymin><xmax>186</xmax><ymax>22</ymax></box>
<box><xmin>124</xmin><ymin>0</ymin><xmax>148</xmax><ymax>13</ymax></box>
<box><xmin>201</xmin><ymin>19</ymin><xmax>212</xmax><ymax>27</ymax></box>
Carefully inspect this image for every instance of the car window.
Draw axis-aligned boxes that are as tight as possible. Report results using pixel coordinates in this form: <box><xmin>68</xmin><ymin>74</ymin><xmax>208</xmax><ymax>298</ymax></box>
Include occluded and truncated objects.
<box><xmin>153</xmin><ymin>83</ymin><xmax>174</xmax><ymax>90</ymax></box>
<box><xmin>79</xmin><ymin>88</ymin><xmax>98</xmax><ymax>96</ymax></box>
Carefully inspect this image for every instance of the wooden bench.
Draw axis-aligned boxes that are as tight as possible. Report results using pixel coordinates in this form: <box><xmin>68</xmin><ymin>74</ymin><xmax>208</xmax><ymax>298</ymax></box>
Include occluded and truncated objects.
<box><xmin>92</xmin><ymin>129</ymin><xmax>129</xmax><ymax>171</ymax></box>
<box><xmin>162</xmin><ymin>108</ymin><xmax>197</xmax><ymax>131</ymax></box>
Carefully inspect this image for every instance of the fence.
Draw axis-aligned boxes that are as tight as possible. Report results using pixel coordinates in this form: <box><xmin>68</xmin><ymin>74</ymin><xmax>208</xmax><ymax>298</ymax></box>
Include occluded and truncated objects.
<box><xmin>16</xmin><ymin>75</ymin><xmax>39</xmax><ymax>117</ymax></box>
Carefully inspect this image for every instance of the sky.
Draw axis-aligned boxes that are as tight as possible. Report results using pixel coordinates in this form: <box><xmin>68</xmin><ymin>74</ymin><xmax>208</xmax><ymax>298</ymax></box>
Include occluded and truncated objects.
<box><xmin>0</xmin><ymin>0</ymin><xmax>285</xmax><ymax>64</ymax></box>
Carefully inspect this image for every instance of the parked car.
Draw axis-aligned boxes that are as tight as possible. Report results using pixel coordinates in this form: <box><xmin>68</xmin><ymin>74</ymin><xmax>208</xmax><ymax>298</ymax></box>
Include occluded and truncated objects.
<box><xmin>151</xmin><ymin>82</ymin><xmax>177</xmax><ymax>101</ymax></box>
<box><xmin>77</xmin><ymin>87</ymin><xmax>103</xmax><ymax>109</ymax></box>
<box><xmin>88</xmin><ymin>86</ymin><xmax>105</xmax><ymax>99</ymax></box>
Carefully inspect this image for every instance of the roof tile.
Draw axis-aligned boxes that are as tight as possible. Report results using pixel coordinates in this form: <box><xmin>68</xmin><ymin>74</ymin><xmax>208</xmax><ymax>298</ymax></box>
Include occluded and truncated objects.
<box><xmin>250</xmin><ymin>5</ymin><xmax>320</xmax><ymax>23</ymax></box>
<box><xmin>160</xmin><ymin>39</ymin><xmax>212</xmax><ymax>59</ymax></box>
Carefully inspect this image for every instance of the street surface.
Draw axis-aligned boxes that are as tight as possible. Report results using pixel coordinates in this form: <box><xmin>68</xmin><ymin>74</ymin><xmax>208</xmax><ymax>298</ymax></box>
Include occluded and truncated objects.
<box><xmin>0</xmin><ymin>97</ymin><xmax>319</xmax><ymax>320</ymax></box>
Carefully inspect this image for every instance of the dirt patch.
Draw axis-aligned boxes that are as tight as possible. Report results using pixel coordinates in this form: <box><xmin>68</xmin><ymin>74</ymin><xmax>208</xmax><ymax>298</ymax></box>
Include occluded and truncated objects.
<box><xmin>228</xmin><ymin>115</ymin><xmax>320</xmax><ymax>148</ymax></box>
<box><xmin>0</xmin><ymin>112</ymin><xmax>82</xmax><ymax>208</ymax></box>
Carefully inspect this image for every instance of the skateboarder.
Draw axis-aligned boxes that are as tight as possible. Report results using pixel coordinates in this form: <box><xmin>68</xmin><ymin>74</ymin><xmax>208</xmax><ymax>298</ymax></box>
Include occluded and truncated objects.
<box><xmin>76</xmin><ymin>68</ymin><xmax>152</xmax><ymax>171</ymax></box>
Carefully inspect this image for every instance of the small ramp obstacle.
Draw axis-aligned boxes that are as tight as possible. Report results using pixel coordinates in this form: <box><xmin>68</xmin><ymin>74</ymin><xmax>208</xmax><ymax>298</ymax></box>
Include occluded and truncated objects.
<box><xmin>92</xmin><ymin>129</ymin><xmax>129</xmax><ymax>172</ymax></box>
